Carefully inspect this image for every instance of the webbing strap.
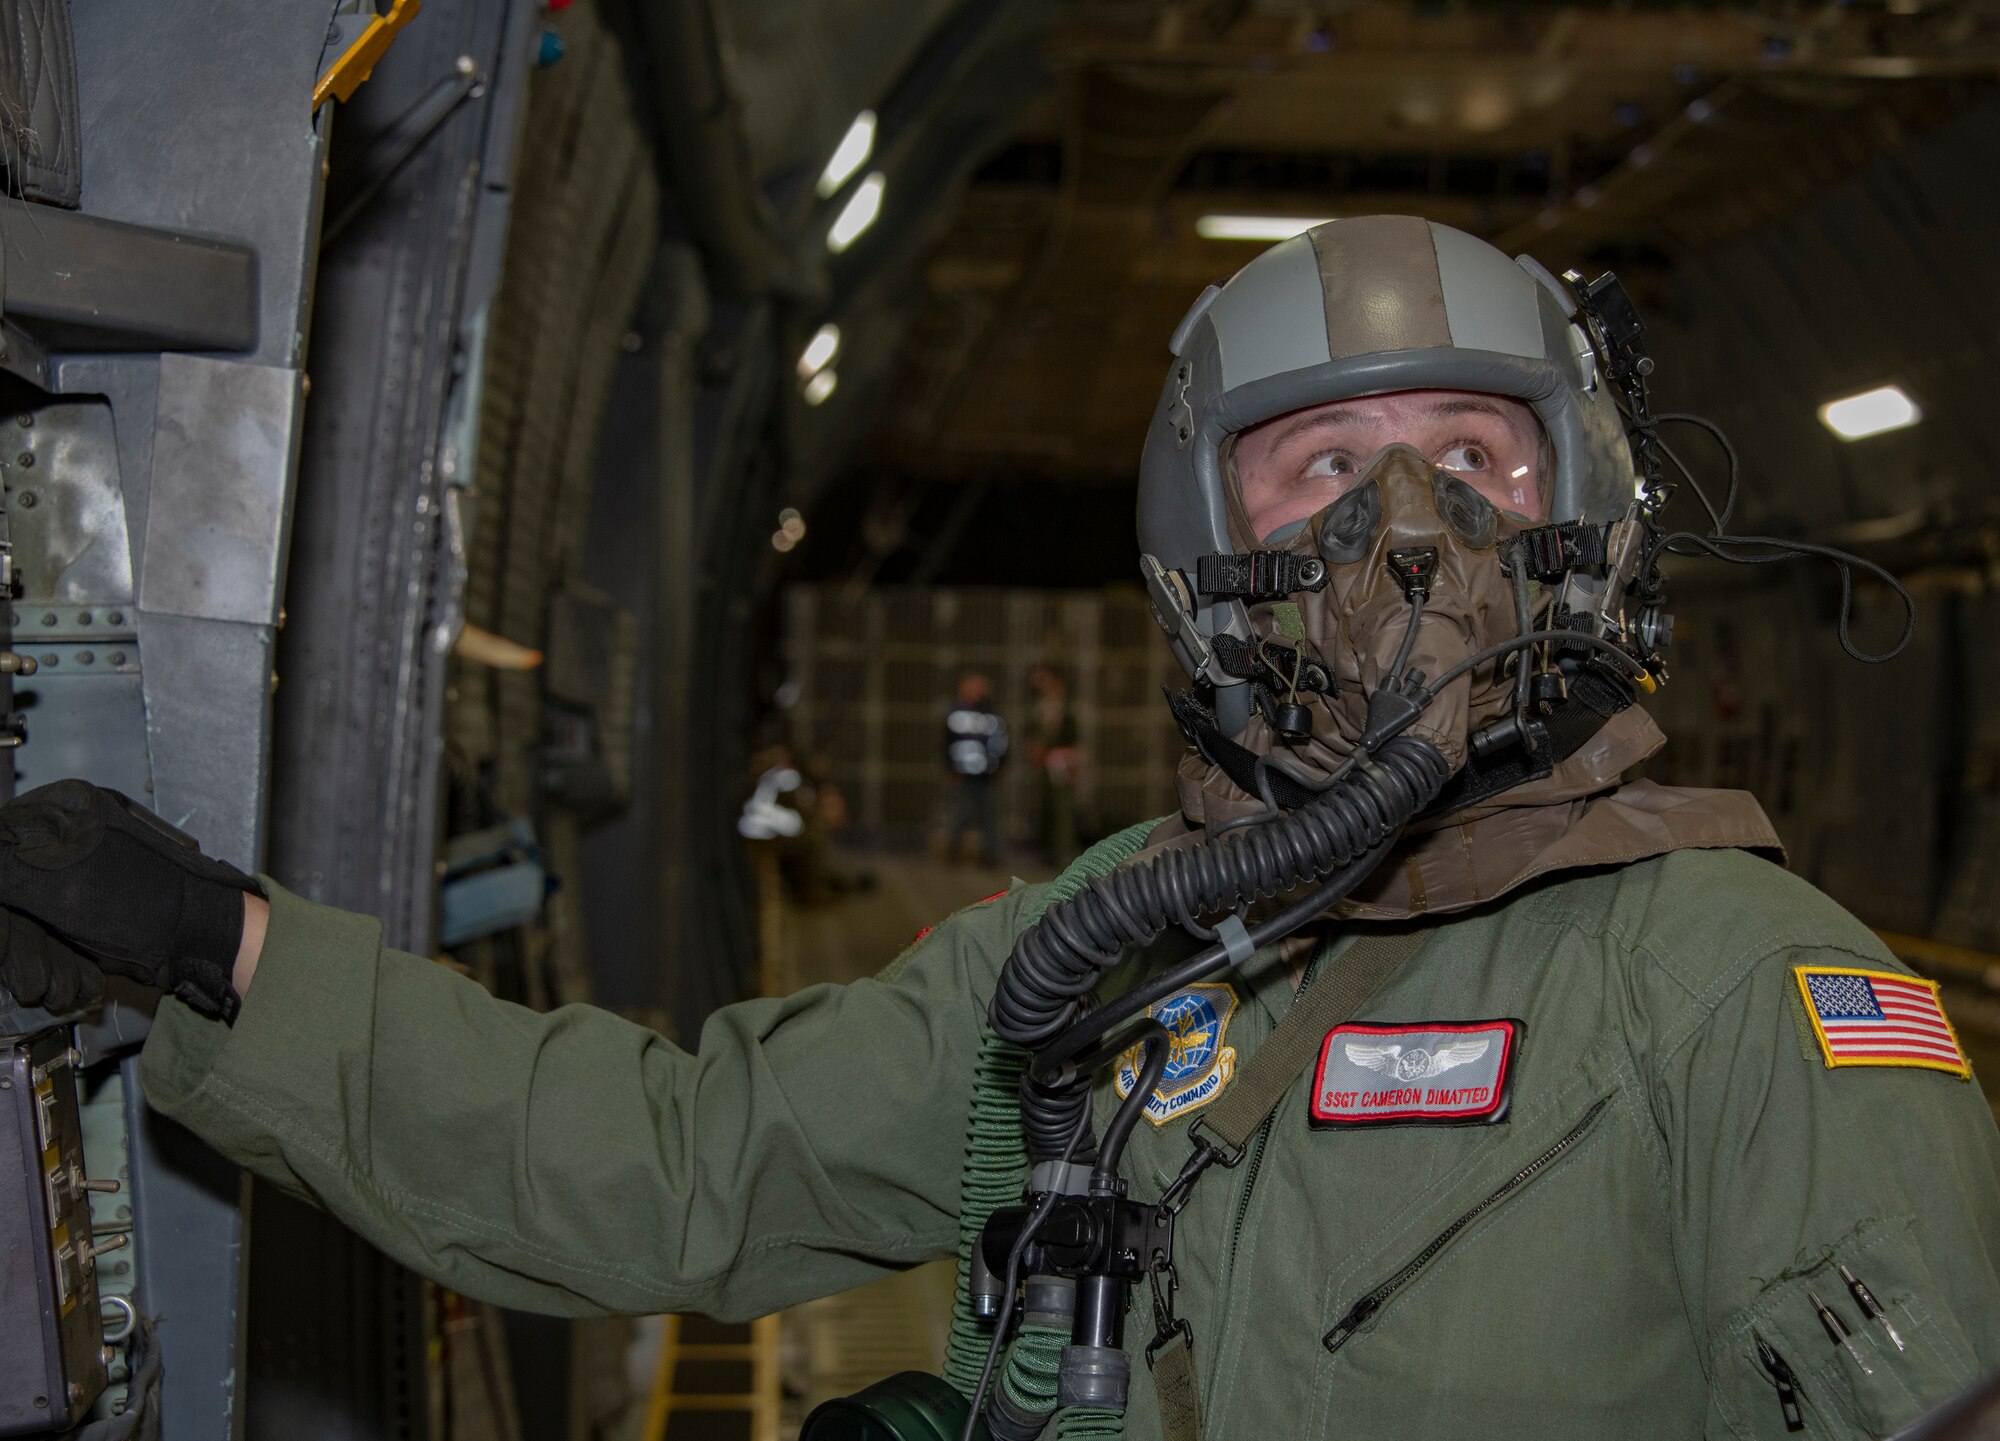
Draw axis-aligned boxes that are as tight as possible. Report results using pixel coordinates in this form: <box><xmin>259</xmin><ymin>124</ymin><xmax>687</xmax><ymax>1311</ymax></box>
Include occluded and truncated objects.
<box><xmin>1152</xmin><ymin>1329</ymin><xmax>1204</xmax><ymax>1441</ymax></box>
<box><xmin>1199</xmin><ymin>927</ymin><xmax>1430</xmax><ymax>1153</ymax></box>
<box><xmin>1151</xmin><ymin>926</ymin><xmax>1429</xmax><ymax>1441</ymax></box>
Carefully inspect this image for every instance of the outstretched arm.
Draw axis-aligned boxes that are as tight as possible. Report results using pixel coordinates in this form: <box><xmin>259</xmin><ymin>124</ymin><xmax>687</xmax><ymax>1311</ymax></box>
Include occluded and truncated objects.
<box><xmin>141</xmin><ymin>878</ymin><xmax>1033</xmax><ymax>1319</ymax></box>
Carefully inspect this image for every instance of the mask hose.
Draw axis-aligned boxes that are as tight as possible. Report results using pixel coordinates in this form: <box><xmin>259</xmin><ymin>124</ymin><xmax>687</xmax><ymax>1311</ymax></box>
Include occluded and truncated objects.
<box><xmin>987</xmin><ymin>731</ymin><xmax>1452</xmax><ymax>1162</ymax></box>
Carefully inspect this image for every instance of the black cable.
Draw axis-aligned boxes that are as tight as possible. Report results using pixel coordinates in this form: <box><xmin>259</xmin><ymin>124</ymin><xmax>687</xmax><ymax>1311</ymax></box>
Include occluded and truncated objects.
<box><xmin>959</xmin><ymin>1101</ymin><xmax>1096</xmax><ymax>1441</ymax></box>
<box><xmin>1092</xmin><ymin>1020</ymin><xmax>1170</xmax><ymax>1189</ymax></box>
<box><xmin>1386</xmin><ymin>593</ymin><xmax>1425</xmax><ymax>680</ymax></box>
<box><xmin>1612</xmin><ymin>402</ymin><xmax>1741</xmax><ymax>536</ymax></box>
<box><xmin>1208</xmin><ymin>750</ymin><xmax>1351</xmax><ymax>839</ymax></box>
<box><xmin>1419</xmin><ymin>628</ymin><xmax>1648</xmax><ymax>699</ymax></box>
<box><xmin>1029</xmin><ymin>837</ymin><xmax>1399</xmax><ymax>1087</ymax></box>
<box><xmin>1653</xmin><ymin>433</ymin><xmax>1726</xmax><ymax>536</ymax></box>
<box><xmin>1650</xmin><ymin>412</ymin><xmax>1739</xmax><ymax>532</ymax></box>
<box><xmin>1645</xmin><ymin>531</ymin><xmax>1916</xmax><ymax>664</ymax></box>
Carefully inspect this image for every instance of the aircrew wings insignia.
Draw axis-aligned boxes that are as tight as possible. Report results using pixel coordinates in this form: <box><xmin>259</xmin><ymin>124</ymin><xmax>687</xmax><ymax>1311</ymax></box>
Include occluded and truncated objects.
<box><xmin>1345</xmin><ymin>1036</ymin><xmax>1490</xmax><ymax>1083</ymax></box>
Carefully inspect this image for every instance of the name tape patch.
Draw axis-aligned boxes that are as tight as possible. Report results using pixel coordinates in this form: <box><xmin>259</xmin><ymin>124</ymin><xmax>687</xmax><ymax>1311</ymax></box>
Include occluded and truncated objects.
<box><xmin>1795</xmin><ymin>966</ymin><xmax>1970</xmax><ymax>1078</ymax></box>
<box><xmin>1310</xmin><ymin>1019</ymin><xmax>1521</xmax><ymax>1128</ymax></box>
<box><xmin>1114</xmin><ymin>983</ymin><xmax>1240</xmax><ymax>1126</ymax></box>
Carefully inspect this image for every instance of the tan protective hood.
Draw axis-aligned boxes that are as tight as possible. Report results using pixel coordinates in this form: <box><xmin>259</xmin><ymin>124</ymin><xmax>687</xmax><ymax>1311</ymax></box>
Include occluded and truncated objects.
<box><xmin>1160</xmin><ymin>703</ymin><xmax>1781</xmax><ymax>920</ymax></box>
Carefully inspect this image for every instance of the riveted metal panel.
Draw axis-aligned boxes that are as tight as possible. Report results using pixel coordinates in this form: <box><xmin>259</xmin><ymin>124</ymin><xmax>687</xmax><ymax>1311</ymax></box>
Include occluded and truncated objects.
<box><xmin>138</xmin><ymin>356</ymin><xmax>302</xmax><ymax>629</ymax></box>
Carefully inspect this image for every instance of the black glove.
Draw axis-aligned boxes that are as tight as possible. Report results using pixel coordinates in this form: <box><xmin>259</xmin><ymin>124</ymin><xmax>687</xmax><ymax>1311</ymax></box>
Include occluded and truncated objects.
<box><xmin>0</xmin><ymin>780</ymin><xmax>262</xmax><ymax>1022</ymax></box>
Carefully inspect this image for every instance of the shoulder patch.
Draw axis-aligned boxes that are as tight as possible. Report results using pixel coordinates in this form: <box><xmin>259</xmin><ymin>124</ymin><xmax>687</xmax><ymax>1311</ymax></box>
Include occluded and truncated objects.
<box><xmin>1114</xmin><ymin>983</ymin><xmax>1240</xmax><ymax>1126</ymax></box>
<box><xmin>1793</xmin><ymin>966</ymin><xmax>1970</xmax><ymax>1078</ymax></box>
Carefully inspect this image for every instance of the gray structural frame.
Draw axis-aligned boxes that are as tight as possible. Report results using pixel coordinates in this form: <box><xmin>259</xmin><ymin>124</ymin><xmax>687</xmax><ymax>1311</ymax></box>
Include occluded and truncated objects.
<box><xmin>33</xmin><ymin>2</ymin><xmax>338</xmax><ymax>1433</ymax></box>
<box><xmin>0</xmin><ymin>2</ymin><xmax>532</xmax><ymax>1438</ymax></box>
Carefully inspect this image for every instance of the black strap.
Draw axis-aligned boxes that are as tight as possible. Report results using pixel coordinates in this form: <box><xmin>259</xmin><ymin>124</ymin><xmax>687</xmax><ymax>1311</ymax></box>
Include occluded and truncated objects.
<box><xmin>1515</xmin><ymin>521</ymin><xmax>1609</xmax><ymax>581</ymax></box>
<box><xmin>1209</xmin><ymin>635</ymin><xmax>1335</xmax><ymax>697</ymax></box>
<box><xmin>1427</xmin><ymin>666</ymin><xmax>1634</xmax><ymax>817</ymax></box>
<box><xmin>1166</xmin><ymin>690</ymin><xmax>1319</xmax><ymax>811</ymax></box>
<box><xmin>1195</xmin><ymin>551</ymin><xmax>1327</xmax><ymax>599</ymax></box>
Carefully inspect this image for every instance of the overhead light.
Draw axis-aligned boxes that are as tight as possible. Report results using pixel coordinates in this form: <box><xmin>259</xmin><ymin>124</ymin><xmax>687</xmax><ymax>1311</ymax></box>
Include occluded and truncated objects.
<box><xmin>827</xmin><ymin>173</ymin><xmax>885</xmax><ymax>254</ymax></box>
<box><xmin>1819</xmin><ymin>385</ymin><xmax>1921</xmax><ymax>441</ymax></box>
<box><xmin>1195</xmin><ymin>214</ymin><xmax>1335</xmax><ymax>242</ymax></box>
<box><xmin>802</xmin><ymin>368</ymin><xmax>838</xmax><ymax>406</ymax></box>
<box><xmin>796</xmin><ymin>324</ymin><xmax>841</xmax><ymax>380</ymax></box>
<box><xmin>817</xmin><ymin>111</ymin><xmax>877</xmax><ymax>199</ymax></box>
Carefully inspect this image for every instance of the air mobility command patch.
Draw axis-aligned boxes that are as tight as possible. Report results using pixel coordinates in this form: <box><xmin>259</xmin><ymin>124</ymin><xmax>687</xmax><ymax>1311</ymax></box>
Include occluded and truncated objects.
<box><xmin>1114</xmin><ymin>983</ymin><xmax>1240</xmax><ymax>1126</ymax></box>
<box><xmin>1310</xmin><ymin>1019</ymin><xmax>1521</xmax><ymax>1127</ymax></box>
<box><xmin>1793</xmin><ymin>966</ymin><xmax>1970</xmax><ymax>1078</ymax></box>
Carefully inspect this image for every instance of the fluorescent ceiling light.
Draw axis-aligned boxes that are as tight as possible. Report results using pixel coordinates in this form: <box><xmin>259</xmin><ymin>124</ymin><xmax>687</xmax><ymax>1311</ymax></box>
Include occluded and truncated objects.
<box><xmin>827</xmin><ymin>173</ymin><xmax>885</xmax><ymax>254</ymax></box>
<box><xmin>796</xmin><ymin>324</ymin><xmax>841</xmax><ymax>380</ymax></box>
<box><xmin>817</xmin><ymin>111</ymin><xmax>877</xmax><ymax>199</ymax></box>
<box><xmin>802</xmin><ymin>368</ymin><xmax>838</xmax><ymax>406</ymax></box>
<box><xmin>1819</xmin><ymin>385</ymin><xmax>1921</xmax><ymax>441</ymax></box>
<box><xmin>1195</xmin><ymin>214</ymin><xmax>1335</xmax><ymax>242</ymax></box>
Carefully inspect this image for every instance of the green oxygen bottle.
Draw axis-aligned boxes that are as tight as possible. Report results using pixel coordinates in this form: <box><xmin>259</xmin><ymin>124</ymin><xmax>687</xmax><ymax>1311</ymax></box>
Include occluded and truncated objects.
<box><xmin>801</xmin><ymin>1371</ymin><xmax>986</xmax><ymax>1440</ymax></box>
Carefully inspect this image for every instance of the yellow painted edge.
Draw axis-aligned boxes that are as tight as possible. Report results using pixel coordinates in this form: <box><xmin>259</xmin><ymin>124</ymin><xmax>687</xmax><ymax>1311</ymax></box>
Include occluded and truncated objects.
<box><xmin>1793</xmin><ymin>964</ymin><xmax>1971</xmax><ymax>1079</ymax></box>
<box><xmin>314</xmin><ymin>0</ymin><xmax>423</xmax><ymax>112</ymax></box>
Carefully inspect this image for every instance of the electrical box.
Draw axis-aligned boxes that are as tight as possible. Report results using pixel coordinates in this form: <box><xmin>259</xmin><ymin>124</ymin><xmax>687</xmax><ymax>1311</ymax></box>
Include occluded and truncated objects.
<box><xmin>0</xmin><ymin>1028</ymin><xmax>108</xmax><ymax>1435</ymax></box>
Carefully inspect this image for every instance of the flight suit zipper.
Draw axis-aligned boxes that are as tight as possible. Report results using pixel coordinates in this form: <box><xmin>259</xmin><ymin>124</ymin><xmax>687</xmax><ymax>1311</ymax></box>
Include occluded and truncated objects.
<box><xmin>1321</xmin><ymin>1097</ymin><xmax>1609</xmax><ymax>1354</ymax></box>
<box><xmin>1757</xmin><ymin>1338</ymin><xmax>1807</xmax><ymax>1432</ymax></box>
<box><xmin>1225</xmin><ymin>1118</ymin><xmax>1273</xmax><ymax>1281</ymax></box>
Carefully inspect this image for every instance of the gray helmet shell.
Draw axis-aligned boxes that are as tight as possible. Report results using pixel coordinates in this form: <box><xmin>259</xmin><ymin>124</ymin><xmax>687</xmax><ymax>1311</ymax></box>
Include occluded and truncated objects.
<box><xmin>1137</xmin><ymin>215</ymin><xmax>1635</xmax><ymax>694</ymax></box>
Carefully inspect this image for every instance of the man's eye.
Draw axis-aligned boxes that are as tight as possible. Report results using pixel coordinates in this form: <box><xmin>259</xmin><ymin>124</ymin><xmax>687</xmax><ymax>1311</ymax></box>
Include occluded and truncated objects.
<box><xmin>1302</xmin><ymin>452</ymin><xmax>1355</xmax><ymax>480</ymax></box>
<box><xmin>1437</xmin><ymin>443</ymin><xmax>1491</xmax><ymax>474</ymax></box>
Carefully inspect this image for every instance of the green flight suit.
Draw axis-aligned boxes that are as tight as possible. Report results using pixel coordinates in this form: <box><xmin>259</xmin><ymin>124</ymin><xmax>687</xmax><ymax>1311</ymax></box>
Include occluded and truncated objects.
<box><xmin>137</xmin><ymin>843</ymin><xmax>2000</xmax><ymax>1439</ymax></box>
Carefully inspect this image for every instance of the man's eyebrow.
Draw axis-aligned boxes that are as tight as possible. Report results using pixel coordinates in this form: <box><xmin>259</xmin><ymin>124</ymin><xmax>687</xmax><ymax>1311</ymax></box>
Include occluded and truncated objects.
<box><xmin>1258</xmin><ymin>405</ymin><xmax>1378</xmax><ymax>450</ymax></box>
<box><xmin>1425</xmin><ymin>396</ymin><xmax>1542</xmax><ymax>442</ymax></box>
<box><xmin>1426</xmin><ymin>397</ymin><xmax>1515</xmax><ymax>421</ymax></box>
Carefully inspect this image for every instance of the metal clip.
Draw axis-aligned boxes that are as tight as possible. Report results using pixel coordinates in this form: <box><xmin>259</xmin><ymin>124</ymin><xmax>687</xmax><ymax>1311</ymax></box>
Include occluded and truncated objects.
<box><xmin>1145</xmin><ymin>1261</ymin><xmax>1192</xmax><ymax>1368</ymax></box>
<box><xmin>1186</xmin><ymin>1117</ymin><xmax>1248</xmax><ymax>1170</ymax></box>
<box><xmin>1157</xmin><ymin>1140</ymin><xmax>1232</xmax><ymax>1220</ymax></box>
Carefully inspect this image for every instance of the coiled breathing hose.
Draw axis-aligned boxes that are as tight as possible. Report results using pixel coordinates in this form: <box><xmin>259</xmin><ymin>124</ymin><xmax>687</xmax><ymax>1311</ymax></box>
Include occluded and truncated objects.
<box><xmin>988</xmin><ymin>732</ymin><xmax>1452</xmax><ymax>1162</ymax></box>
<box><xmin>942</xmin><ymin>824</ymin><xmax>1159</xmax><ymax>1395</ymax></box>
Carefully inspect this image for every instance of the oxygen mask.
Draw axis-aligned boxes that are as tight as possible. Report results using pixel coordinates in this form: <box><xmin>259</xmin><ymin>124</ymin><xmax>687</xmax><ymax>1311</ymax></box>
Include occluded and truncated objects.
<box><xmin>1161</xmin><ymin>442</ymin><xmax>1548</xmax><ymax>831</ymax></box>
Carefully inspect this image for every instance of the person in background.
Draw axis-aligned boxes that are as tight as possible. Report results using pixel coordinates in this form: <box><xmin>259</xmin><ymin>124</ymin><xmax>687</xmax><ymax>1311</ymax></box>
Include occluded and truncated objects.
<box><xmin>940</xmin><ymin>669</ymin><xmax>1006</xmax><ymax>865</ymax></box>
<box><xmin>1027</xmin><ymin>664</ymin><xmax>1081</xmax><ymax>865</ymax></box>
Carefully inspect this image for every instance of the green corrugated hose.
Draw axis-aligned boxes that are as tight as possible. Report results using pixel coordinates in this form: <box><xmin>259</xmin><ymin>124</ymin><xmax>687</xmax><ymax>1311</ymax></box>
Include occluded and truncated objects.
<box><xmin>1054</xmin><ymin>1407</ymin><xmax>1125</xmax><ymax>1439</ymax></box>
<box><xmin>997</xmin><ymin>1321</ymin><xmax>1067</xmax><ymax>1417</ymax></box>
<box><xmin>940</xmin><ymin>820</ymin><xmax>1165</xmax><ymax>1402</ymax></box>
<box><xmin>941</xmin><ymin>1026</ymin><xmax>1032</xmax><ymax>1396</ymax></box>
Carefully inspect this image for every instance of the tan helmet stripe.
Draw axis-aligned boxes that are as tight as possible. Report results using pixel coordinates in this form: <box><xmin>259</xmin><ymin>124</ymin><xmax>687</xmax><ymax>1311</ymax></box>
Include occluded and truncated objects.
<box><xmin>1307</xmin><ymin>216</ymin><xmax>1453</xmax><ymax>359</ymax></box>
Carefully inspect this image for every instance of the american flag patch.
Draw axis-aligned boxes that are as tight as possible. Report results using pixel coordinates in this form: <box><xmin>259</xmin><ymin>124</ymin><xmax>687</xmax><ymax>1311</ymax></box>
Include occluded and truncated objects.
<box><xmin>1794</xmin><ymin>966</ymin><xmax>1970</xmax><ymax>1078</ymax></box>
